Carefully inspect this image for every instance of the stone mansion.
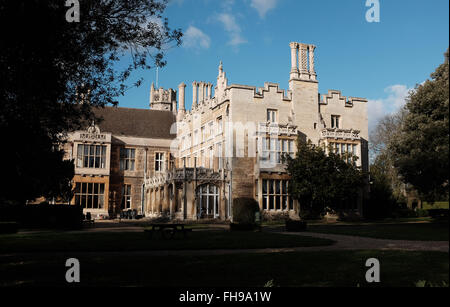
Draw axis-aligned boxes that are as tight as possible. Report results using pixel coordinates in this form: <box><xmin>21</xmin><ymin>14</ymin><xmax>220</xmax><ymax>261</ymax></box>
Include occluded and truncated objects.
<box><xmin>63</xmin><ymin>42</ymin><xmax>369</xmax><ymax>220</ymax></box>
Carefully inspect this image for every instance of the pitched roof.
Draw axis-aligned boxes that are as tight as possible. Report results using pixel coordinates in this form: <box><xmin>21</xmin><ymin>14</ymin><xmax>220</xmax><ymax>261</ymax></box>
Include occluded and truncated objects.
<box><xmin>93</xmin><ymin>107</ymin><xmax>176</xmax><ymax>139</ymax></box>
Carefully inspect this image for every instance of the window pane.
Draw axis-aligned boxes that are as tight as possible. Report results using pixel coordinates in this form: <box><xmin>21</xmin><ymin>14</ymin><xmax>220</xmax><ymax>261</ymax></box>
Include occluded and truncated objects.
<box><xmin>87</xmin><ymin>195</ymin><xmax>93</xmax><ymax>209</ymax></box>
<box><xmin>100</xmin><ymin>184</ymin><xmax>104</xmax><ymax>195</ymax></box>
<box><xmin>87</xmin><ymin>183</ymin><xmax>92</xmax><ymax>194</ymax></box>
<box><xmin>269</xmin><ymin>195</ymin><xmax>274</xmax><ymax>210</ymax></box>
<box><xmin>262</xmin><ymin>180</ymin><xmax>267</xmax><ymax>194</ymax></box>
<box><xmin>275</xmin><ymin>180</ymin><xmax>280</xmax><ymax>194</ymax></box>
<box><xmin>282</xmin><ymin>181</ymin><xmax>287</xmax><ymax>194</ymax></box>
<box><xmin>275</xmin><ymin>196</ymin><xmax>280</xmax><ymax>210</ymax></box>
<box><xmin>269</xmin><ymin>180</ymin><xmax>274</xmax><ymax>194</ymax></box>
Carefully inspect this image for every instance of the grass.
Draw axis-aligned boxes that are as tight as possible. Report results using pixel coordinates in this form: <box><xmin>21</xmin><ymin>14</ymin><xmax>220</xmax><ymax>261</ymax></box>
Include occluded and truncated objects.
<box><xmin>422</xmin><ymin>201</ymin><xmax>449</xmax><ymax>210</ymax></box>
<box><xmin>0</xmin><ymin>250</ymin><xmax>447</xmax><ymax>287</ymax></box>
<box><xmin>307</xmin><ymin>221</ymin><xmax>449</xmax><ymax>241</ymax></box>
<box><xmin>0</xmin><ymin>230</ymin><xmax>334</xmax><ymax>253</ymax></box>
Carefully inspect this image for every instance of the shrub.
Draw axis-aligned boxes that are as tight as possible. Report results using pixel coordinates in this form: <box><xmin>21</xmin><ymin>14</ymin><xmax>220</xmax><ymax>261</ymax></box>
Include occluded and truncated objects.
<box><xmin>392</xmin><ymin>208</ymin><xmax>417</xmax><ymax>219</ymax></box>
<box><xmin>415</xmin><ymin>208</ymin><xmax>429</xmax><ymax>217</ymax></box>
<box><xmin>299</xmin><ymin>209</ymin><xmax>322</xmax><ymax>220</ymax></box>
<box><xmin>428</xmin><ymin>209</ymin><xmax>449</xmax><ymax>220</ymax></box>
<box><xmin>261</xmin><ymin>211</ymin><xmax>289</xmax><ymax>222</ymax></box>
<box><xmin>232</xmin><ymin>198</ymin><xmax>260</xmax><ymax>224</ymax></box>
<box><xmin>285</xmin><ymin>219</ymin><xmax>307</xmax><ymax>232</ymax></box>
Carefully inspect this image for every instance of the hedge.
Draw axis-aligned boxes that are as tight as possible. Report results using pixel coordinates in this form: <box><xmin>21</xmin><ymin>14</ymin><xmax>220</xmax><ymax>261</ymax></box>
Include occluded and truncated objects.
<box><xmin>232</xmin><ymin>197</ymin><xmax>260</xmax><ymax>225</ymax></box>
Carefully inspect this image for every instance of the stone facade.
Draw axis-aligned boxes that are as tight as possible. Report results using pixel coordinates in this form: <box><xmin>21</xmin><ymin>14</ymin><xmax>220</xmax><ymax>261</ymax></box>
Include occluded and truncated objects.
<box><xmin>62</xmin><ymin>42</ymin><xmax>368</xmax><ymax>220</ymax></box>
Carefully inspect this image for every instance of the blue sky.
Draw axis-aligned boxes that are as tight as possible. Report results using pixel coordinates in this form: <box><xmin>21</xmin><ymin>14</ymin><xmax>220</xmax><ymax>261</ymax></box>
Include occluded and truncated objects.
<box><xmin>115</xmin><ymin>0</ymin><xmax>449</xmax><ymax>133</ymax></box>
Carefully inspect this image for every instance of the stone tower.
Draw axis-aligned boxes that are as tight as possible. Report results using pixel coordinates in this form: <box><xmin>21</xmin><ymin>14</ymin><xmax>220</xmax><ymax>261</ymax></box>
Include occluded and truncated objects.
<box><xmin>149</xmin><ymin>82</ymin><xmax>177</xmax><ymax>113</ymax></box>
<box><xmin>288</xmin><ymin>42</ymin><xmax>320</xmax><ymax>144</ymax></box>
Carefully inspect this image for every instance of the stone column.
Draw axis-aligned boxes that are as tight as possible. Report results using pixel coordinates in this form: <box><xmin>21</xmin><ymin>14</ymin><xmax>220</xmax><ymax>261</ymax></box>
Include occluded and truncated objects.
<box><xmin>178</xmin><ymin>82</ymin><xmax>186</xmax><ymax>118</ymax></box>
<box><xmin>309</xmin><ymin>45</ymin><xmax>316</xmax><ymax>80</ymax></box>
<box><xmin>163</xmin><ymin>183</ymin><xmax>169</xmax><ymax>215</ymax></box>
<box><xmin>207</xmin><ymin>83</ymin><xmax>212</xmax><ymax>99</ymax></box>
<box><xmin>198</xmin><ymin>82</ymin><xmax>204</xmax><ymax>104</ymax></box>
<box><xmin>289</xmin><ymin>42</ymin><xmax>299</xmax><ymax>79</ymax></box>
<box><xmin>299</xmin><ymin>44</ymin><xmax>308</xmax><ymax>78</ymax></box>
<box><xmin>171</xmin><ymin>182</ymin><xmax>177</xmax><ymax>218</ymax></box>
<box><xmin>192</xmin><ymin>81</ymin><xmax>198</xmax><ymax>108</ymax></box>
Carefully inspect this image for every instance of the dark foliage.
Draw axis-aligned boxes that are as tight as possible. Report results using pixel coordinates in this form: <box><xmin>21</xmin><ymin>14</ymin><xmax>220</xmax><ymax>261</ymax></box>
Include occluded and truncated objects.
<box><xmin>0</xmin><ymin>1</ymin><xmax>182</xmax><ymax>204</ymax></box>
<box><xmin>284</xmin><ymin>138</ymin><xmax>366</xmax><ymax>216</ymax></box>
<box><xmin>389</xmin><ymin>49</ymin><xmax>449</xmax><ymax>202</ymax></box>
<box><xmin>232</xmin><ymin>197</ymin><xmax>260</xmax><ymax>225</ymax></box>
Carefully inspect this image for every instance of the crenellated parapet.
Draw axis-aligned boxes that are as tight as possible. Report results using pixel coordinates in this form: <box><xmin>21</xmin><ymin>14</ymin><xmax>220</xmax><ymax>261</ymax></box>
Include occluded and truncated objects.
<box><xmin>150</xmin><ymin>83</ymin><xmax>177</xmax><ymax>113</ymax></box>
<box><xmin>320</xmin><ymin>90</ymin><xmax>368</xmax><ymax>108</ymax></box>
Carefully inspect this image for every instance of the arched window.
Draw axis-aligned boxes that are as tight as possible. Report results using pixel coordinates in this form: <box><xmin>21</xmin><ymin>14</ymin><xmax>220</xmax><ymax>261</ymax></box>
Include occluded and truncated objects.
<box><xmin>197</xmin><ymin>184</ymin><xmax>219</xmax><ymax>219</ymax></box>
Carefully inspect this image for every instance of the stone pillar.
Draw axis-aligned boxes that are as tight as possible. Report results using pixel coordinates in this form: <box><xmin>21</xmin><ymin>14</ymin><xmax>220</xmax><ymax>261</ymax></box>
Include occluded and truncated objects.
<box><xmin>192</xmin><ymin>81</ymin><xmax>198</xmax><ymax>108</ymax></box>
<box><xmin>289</xmin><ymin>42</ymin><xmax>299</xmax><ymax>79</ymax></box>
<box><xmin>151</xmin><ymin>188</ymin><xmax>155</xmax><ymax>214</ymax></box>
<box><xmin>171</xmin><ymin>182</ymin><xmax>177</xmax><ymax>218</ymax></box>
<box><xmin>178</xmin><ymin>82</ymin><xmax>186</xmax><ymax>113</ymax></box>
<box><xmin>163</xmin><ymin>183</ymin><xmax>169</xmax><ymax>215</ymax></box>
<box><xmin>309</xmin><ymin>45</ymin><xmax>316</xmax><ymax>80</ymax></box>
<box><xmin>198</xmin><ymin>82</ymin><xmax>204</xmax><ymax>104</ymax></box>
<box><xmin>207</xmin><ymin>83</ymin><xmax>212</xmax><ymax>99</ymax></box>
<box><xmin>299</xmin><ymin>44</ymin><xmax>308</xmax><ymax>78</ymax></box>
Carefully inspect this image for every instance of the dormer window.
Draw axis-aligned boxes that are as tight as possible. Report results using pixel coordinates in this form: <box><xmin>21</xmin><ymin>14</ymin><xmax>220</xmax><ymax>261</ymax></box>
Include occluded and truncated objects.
<box><xmin>267</xmin><ymin>109</ymin><xmax>277</xmax><ymax>123</ymax></box>
<box><xmin>331</xmin><ymin>115</ymin><xmax>340</xmax><ymax>129</ymax></box>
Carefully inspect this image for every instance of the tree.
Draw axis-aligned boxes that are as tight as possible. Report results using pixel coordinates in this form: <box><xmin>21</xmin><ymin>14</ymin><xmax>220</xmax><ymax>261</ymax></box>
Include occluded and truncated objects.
<box><xmin>369</xmin><ymin>110</ymin><xmax>407</xmax><ymax>199</ymax></box>
<box><xmin>284</xmin><ymin>139</ymin><xmax>366</xmax><ymax>217</ymax></box>
<box><xmin>0</xmin><ymin>1</ymin><xmax>182</xmax><ymax>205</ymax></box>
<box><xmin>389</xmin><ymin>49</ymin><xmax>449</xmax><ymax>202</ymax></box>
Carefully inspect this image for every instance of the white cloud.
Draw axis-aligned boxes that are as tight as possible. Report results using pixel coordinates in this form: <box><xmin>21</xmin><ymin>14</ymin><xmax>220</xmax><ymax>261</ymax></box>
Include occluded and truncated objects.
<box><xmin>367</xmin><ymin>84</ymin><xmax>412</xmax><ymax>133</ymax></box>
<box><xmin>250</xmin><ymin>0</ymin><xmax>278</xmax><ymax>18</ymax></box>
<box><xmin>183</xmin><ymin>26</ymin><xmax>211</xmax><ymax>50</ymax></box>
<box><xmin>217</xmin><ymin>13</ymin><xmax>247</xmax><ymax>47</ymax></box>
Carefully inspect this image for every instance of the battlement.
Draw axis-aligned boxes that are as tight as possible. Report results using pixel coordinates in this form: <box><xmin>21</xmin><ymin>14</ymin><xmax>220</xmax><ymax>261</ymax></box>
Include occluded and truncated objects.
<box><xmin>150</xmin><ymin>83</ymin><xmax>177</xmax><ymax>113</ymax></box>
<box><xmin>320</xmin><ymin>90</ymin><xmax>368</xmax><ymax>108</ymax></box>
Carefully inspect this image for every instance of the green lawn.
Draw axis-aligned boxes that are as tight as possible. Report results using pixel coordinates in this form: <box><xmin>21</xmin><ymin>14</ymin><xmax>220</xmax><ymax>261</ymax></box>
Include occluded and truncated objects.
<box><xmin>0</xmin><ymin>250</ymin><xmax>447</xmax><ymax>287</ymax></box>
<box><xmin>307</xmin><ymin>221</ymin><xmax>449</xmax><ymax>241</ymax></box>
<box><xmin>422</xmin><ymin>201</ymin><xmax>449</xmax><ymax>210</ymax></box>
<box><xmin>0</xmin><ymin>230</ymin><xmax>334</xmax><ymax>253</ymax></box>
